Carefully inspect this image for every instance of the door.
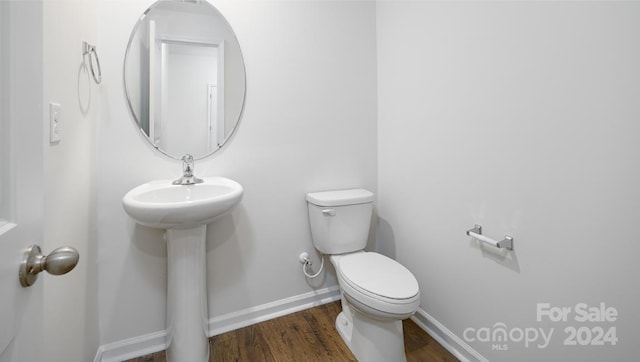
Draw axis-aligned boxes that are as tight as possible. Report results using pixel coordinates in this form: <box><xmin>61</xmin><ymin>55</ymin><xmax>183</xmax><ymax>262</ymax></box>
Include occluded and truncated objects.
<box><xmin>0</xmin><ymin>1</ymin><xmax>44</xmax><ymax>361</ymax></box>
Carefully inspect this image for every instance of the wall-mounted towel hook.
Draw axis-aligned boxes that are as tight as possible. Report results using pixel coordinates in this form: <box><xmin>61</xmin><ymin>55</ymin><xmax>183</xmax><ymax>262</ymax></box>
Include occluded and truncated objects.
<box><xmin>82</xmin><ymin>41</ymin><xmax>102</xmax><ymax>84</ymax></box>
<box><xmin>466</xmin><ymin>224</ymin><xmax>514</xmax><ymax>250</ymax></box>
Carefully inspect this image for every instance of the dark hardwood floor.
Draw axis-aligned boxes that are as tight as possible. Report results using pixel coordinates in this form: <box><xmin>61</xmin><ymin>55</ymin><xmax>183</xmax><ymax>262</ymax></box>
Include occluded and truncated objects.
<box><xmin>127</xmin><ymin>301</ymin><xmax>457</xmax><ymax>362</ymax></box>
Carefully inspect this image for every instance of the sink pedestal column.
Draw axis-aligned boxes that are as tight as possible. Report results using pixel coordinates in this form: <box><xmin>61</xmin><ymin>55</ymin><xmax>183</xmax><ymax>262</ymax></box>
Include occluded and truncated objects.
<box><xmin>166</xmin><ymin>225</ymin><xmax>209</xmax><ymax>362</ymax></box>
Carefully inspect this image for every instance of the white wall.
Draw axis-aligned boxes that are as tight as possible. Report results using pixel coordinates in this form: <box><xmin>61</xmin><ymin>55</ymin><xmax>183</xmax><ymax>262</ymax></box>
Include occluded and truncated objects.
<box><xmin>42</xmin><ymin>0</ymin><xmax>100</xmax><ymax>361</ymax></box>
<box><xmin>377</xmin><ymin>2</ymin><xmax>639</xmax><ymax>361</ymax></box>
<box><xmin>96</xmin><ymin>0</ymin><xmax>377</xmax><ymax>346</ymax></box>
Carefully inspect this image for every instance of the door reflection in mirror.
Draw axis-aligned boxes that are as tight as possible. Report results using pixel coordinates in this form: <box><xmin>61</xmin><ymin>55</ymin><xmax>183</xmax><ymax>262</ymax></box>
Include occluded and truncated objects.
<box><xmin>155</xmin><ymin>40</ymin><xmax>223</xmax><ymax>157</ymax></box>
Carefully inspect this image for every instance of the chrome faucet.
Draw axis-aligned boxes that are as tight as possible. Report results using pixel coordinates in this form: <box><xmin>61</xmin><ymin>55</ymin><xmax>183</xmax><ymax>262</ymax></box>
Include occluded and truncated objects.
<box><xmin>172</xmin><ymin>154</ymin><xmax>203</xmax><ymax>185</ymax></box>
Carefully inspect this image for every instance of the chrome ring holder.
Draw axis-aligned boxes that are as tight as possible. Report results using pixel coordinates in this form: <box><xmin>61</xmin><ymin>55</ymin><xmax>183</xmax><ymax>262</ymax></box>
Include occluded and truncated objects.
<box><xmin>82</xmin><ymin>41</ymin><xmax>102</xmax><ymax>85</ymax></box>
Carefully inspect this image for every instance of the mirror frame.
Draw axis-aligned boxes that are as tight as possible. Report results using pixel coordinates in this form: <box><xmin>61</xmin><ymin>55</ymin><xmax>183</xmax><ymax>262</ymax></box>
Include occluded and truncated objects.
<box><xmin>122</xmin><ymin>0</ymin><xmax>246</xmax><ymax>160</ymax></box>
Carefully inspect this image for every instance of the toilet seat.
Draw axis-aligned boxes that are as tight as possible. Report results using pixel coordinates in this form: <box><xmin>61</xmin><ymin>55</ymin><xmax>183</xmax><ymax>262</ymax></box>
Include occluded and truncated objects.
<box><xmin>334</xmin><ymin>252</ymin><xmax>420</xmax><ymax>319</ymax></box>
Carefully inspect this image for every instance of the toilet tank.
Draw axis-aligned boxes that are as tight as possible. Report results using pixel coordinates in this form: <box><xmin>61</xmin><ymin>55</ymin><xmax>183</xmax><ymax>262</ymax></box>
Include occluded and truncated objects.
<box><xmin>306</xmin><ymin>189</ymin><xmax>374</xmax><ymax>254</ymax></box>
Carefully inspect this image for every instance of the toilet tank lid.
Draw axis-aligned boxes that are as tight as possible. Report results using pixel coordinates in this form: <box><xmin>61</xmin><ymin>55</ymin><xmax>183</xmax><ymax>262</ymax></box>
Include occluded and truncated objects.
<box><xmin>306</xmin><ymin>189</ymin><xmax>374</xmax><ymax>207</ymax></box>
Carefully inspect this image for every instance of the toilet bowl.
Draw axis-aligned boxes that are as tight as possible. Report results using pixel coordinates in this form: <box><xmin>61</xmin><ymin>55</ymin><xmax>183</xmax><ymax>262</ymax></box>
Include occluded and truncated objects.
<box><xmin>333</xmin><ymin>252</ymin><xmax>420</xmax><ymax>320</ymax></box>
<box><xmin>306</xmin><ymin>189</ymin><xmax>420</xmax><ymax>362</ymax></box>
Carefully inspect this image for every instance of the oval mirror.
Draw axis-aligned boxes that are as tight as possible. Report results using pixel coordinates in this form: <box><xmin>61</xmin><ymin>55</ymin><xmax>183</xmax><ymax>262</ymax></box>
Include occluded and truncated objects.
<box><xmin>124</xmin><ymin>0</ymin><xmax>246</xmax><ymax>159</ymax></box>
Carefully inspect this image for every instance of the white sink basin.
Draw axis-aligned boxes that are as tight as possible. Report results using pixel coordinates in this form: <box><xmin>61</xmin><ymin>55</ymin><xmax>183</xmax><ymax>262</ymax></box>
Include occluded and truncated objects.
<box><xmin>122</xmin><ymin>177</ymin><xmax>243</xmax><ymax>229</ymax></box>
<box><xmin>123</xmin><ymin>176</ymin><xmax>243</xmax><ymax>361</ymax></box>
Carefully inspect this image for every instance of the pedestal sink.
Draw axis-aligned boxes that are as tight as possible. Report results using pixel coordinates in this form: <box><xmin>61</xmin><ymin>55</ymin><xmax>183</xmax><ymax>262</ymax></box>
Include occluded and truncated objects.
<box><xmin>123</xmin><ymin>177</ymin><xmax>243</xmax><ymax>362</ymax></box>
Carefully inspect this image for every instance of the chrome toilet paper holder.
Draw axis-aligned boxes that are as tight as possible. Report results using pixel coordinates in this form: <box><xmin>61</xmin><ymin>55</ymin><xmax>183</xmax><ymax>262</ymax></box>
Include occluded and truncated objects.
<box><xmin>466</xmin><ymin>224</ymin><xmax>514</xmax><ymax>250</ymax></box>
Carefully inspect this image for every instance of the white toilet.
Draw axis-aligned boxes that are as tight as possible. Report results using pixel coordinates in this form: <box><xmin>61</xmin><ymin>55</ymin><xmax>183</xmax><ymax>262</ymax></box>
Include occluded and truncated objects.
<box><xmin>306</xmin><ymin>188</ymin><xmax>420</xmax><ymax>362</ymax></box>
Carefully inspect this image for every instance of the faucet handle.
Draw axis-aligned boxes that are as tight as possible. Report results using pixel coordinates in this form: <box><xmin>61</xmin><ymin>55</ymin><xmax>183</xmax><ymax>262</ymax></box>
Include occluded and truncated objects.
<box><xmin>182</xmin><ymin>154</ymin><xmax>194</xmax><ymax>163</ymax></box>
<box><xmin>182</xmin><ymin>154</ymin><xmax>194</xmax><ymax>176</ymax></box>
<box><xmin>172</xmin><ymin>154</ymin><xmax>203</xmax><ymax>185</ymax></box>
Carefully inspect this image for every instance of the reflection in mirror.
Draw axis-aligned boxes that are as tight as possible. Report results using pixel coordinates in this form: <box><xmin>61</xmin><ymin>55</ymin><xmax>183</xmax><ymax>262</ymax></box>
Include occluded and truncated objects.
<box><xmin>124</xmin><ymin>0</ymin><xmax>245</xmax><ymax>159</ymax></box>
<box><xmin>160</xmin><ymin>41</ymin><xmax>222</xmax><ymax>157</ymax></box>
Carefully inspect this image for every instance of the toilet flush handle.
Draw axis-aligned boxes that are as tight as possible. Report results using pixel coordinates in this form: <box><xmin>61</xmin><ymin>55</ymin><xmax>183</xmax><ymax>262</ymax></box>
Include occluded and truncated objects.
<box><xmin>322</xmin><ymin>209</ymin><xmax>336</xmax><ymax>216</ymax></box>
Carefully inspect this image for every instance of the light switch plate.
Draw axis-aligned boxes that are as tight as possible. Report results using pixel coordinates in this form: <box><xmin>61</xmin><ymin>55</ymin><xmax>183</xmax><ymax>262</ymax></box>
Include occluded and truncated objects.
<box><xmin>49</xmin><ymin>102</ymin><xmax>62</xmax><ymax>144</ymax></box>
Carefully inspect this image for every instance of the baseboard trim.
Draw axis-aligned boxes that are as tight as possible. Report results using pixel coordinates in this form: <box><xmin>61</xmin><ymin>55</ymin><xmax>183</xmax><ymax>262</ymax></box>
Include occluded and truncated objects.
<box><xmin>93</xmin><ymin>331</ymin><xmax>166</xmax><ymax>362</ymax></box>
<box><xmin>94</xmin><ymin>286</ymin><xmax>341</xmax><ymax>361</ymax></box>
<box><xmin>411</xmin><ymin>308</ymin><xmax>488</xmax><ymax>362</ymax></box>
<box><xmin>208</xmin><ymin>285</ymin><xmax>341</xmax><ymax>336</ymax></box>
